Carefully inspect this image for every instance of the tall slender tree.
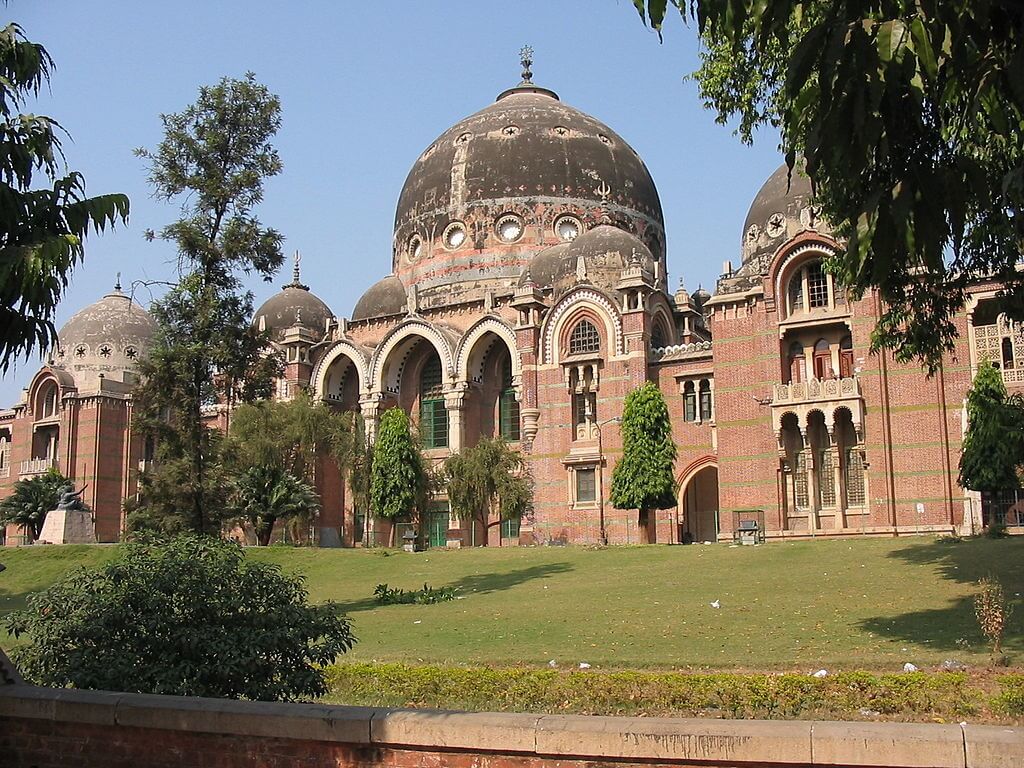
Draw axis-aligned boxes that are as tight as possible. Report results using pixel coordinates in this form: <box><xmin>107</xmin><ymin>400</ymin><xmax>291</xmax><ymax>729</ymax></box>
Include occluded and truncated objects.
<box><xmin>0</xmin><ymin>22</ymin><xmax>129</xmax><ymax>371</ymax></box>
<box><xmin>370</xmin><ymin>408</ymin><xmax>428</xmax><ymax>546</ymax></box>
<box><xmin>131</xmin><ymin>74</ymin><xmax>284</xmax><ymax>534</ymax></box>
<box><xmin>610</xmin><ymin>381</ymin><xmax>677</xmax><ymax>544</ymax></box>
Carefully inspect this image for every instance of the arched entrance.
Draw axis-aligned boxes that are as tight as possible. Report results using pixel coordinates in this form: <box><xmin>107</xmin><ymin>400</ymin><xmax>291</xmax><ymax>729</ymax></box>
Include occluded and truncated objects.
<box><xmin>678</xmin><ymin>461</ymin><xmax>719</xmax><ymax>543</ymax></box>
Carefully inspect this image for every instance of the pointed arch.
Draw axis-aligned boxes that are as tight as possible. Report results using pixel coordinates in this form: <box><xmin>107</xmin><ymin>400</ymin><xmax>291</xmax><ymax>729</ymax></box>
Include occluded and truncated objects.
<box><xmin>542</xmin><ymin>288</ymin><xmax>623</xmax><ymax>364</ymax></box>
<box><xmin>310</xmin><ymin>340</ymin><xmax>370</xmax><ymax>401</ymax></box>
<box><xmin>455</xmin><ymin>317</ymin><xmax>521</xmax><ymax>384</ymax></box>
<box><xmin>369</xmin><ymin>319</ymin><xmax>455</xmax><ymax>395</ymax></box>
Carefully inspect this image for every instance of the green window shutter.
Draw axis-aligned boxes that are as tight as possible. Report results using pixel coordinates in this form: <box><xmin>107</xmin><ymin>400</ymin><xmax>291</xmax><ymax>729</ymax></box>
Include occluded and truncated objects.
<box><xmin>501</xmin><ymin>516</ymin><xmax>520</xmax><ymax>539</ymax></box>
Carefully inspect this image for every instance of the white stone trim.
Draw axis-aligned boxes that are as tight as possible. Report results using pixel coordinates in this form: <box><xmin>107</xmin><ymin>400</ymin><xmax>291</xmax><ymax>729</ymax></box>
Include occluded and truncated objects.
<box><xmin>455</xmin><ymin>317</ymin><xmax>521</xmax><ymax>384</ymax></box>
<box><xmin>310</xmin><ymin>340</ymin><xmax>370</xmax><ymax>400</ymax></box>
<box><xmin>542</xmin><ymin>289</ymin><xmax>623</xmax><ymax>365</ymax></box>
<box><xmin>369</xmin><ymin>319</ymin><xmax>455</xmax><ymax>395</ymax></box>
<box><xmin>772</xmin><ymin>241</ymin><xmax>838</xmax><ymax>306</ymax></box>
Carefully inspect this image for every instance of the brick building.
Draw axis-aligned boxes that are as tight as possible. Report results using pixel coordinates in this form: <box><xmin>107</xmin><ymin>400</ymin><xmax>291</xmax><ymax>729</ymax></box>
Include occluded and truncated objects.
<box><xmin>1</xmin><ymin>67</ymin><xmax>1015</xmax><ymax>546</ymax></box>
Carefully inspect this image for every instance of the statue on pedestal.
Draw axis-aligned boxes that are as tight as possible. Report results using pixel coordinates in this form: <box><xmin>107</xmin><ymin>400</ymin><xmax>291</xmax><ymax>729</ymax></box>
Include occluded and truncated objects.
<box><xmin>56</xmin><ymin>484</ymin><xmax>87</xmax><ymax>512</ymax></box>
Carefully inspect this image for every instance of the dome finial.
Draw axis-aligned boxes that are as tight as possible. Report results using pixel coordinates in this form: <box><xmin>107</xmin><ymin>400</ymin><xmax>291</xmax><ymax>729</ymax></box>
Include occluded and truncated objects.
<box><xmin>285</xmin><ymin>250</ymin><xmax>309</xmax><ymax>290</ymax></box>
<box><xmin>114</xmin><ymin>272</ymin><xmax>122</xmax><ymax>293</ymax></box>
<box><xmin>519</xmin><ymin>45</ymin><xmax>534</xmax><ymax>83</ymax></box>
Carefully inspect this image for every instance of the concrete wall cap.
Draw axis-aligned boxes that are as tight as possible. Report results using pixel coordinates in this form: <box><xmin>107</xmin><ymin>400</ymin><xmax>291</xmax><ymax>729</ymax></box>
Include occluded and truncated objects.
<box><xmin>963</xmin><ymin>724</ymin><xmax>1024</xmax><ymax>768</ymax></box>
<box><xmin>535</xmin><ymin>714</ymin><xmax>813</xmax><ymax>764</ymax></box>
<box><xmin>371</xmin><ymin>709</ymin><xmax>543</xmax><ymax>752</ymax></box>
<box><xmin>811</xmin><ymin>720</ymin><xmax>966</xmax><ymax>768</ymax></box>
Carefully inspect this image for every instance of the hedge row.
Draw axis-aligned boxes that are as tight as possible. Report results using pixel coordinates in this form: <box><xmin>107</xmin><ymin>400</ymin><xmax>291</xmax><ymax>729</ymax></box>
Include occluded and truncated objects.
<box><xmin>324</xmin><ymin>663</ymin><xmax>987</xmax><ymax>719</ymax></box>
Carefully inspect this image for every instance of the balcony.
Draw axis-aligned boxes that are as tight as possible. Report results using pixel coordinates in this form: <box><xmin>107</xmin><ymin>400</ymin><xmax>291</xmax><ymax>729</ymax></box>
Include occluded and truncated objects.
<box><xmin>770</xmin><ymin>376</ymin><xmax>864</xmax><ymax>438</ymax></box>
<box><xmin>773</xmin><ymin>376</ymin><xmax>860</xmax><ymax>404</ymax></box>
<box><xmin>20</xmin><ymin>457</ymin><xmax>56</xmax><ymax>476</ymax></box>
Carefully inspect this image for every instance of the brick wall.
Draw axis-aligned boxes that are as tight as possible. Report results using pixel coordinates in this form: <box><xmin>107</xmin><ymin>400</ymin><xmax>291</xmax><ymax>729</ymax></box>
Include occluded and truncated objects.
<box><xmin>0</xmin><ymin>683</ymin><xmax>1019</xmax><ymax>768</ymax></box>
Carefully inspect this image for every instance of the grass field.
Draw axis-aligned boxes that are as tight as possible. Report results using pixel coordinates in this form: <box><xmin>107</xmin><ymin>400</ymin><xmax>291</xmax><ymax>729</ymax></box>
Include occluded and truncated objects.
<box><xmin>1</xmin><ymin>536</ymin><xmax>1022</xmax><ymax>671</ymax></box>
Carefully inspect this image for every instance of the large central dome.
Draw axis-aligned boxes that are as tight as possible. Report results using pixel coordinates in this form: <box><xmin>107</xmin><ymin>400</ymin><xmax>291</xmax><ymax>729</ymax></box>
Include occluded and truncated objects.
<box><xmin>390</xmin><ymin>77</ymin><xmax>665</xmax><ymax>306</ymax></box>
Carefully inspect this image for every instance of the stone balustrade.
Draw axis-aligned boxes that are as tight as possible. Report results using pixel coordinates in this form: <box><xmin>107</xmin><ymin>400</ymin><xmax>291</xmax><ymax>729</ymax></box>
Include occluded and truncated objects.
<box><xmin>773</xmin><ymin>376</ymin><xmax>860</xmax><ymax>405</ymax></box>
<box><xmin>19</xmin><ymin>457</ymin><xmax>56</xmax><ymax>476</ymax></box>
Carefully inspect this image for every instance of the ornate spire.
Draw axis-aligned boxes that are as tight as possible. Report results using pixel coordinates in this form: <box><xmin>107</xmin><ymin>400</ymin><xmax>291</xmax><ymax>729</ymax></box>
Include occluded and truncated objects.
<box><xmin>114</xmin><ymin>272</ymin><xmax>122</xmax><ymax>293</ymax></box>
<box><xmin>519</xmin><ymin>45</ymin><xmax>534</xmax><ymax>83</ymax></box>
<box><xmin>285</xmin><ymin>250</ymin><xmax>309</xmax><ymax>290</ymax></box>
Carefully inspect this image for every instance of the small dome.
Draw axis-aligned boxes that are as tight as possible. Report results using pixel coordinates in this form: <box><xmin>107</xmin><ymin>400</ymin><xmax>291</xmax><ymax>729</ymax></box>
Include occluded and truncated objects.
<box><xmin>352</xmin><ymin>275</ymin><xmax>407</xmax><ymax>321</ymax></box>
<box><xmin>55</xmin><ymin>283</ymin><xmax>156</xmax><ymax>390</ymax></box>
<box><xmin>519</xmin><ymin>243</ymin><xmax>571</xmax><ymax>289</ymax></box>
<box><xmin>741</xmin><ymin>162</ymin><xmax>826</xmax><ymax>268</ymax></box>
<box><xmin>692</xmin><ymin>286</ymin><xmax>711</xmax><ymax>305</ymax></box>
<box><xmin>254</xmin><ymin>286</ymin><xmax>332</xmax><ymax>342</ymax></box>
<box><xmin>528</xmin><ymin>224</ymin><xmax>655</xmax><ymax>300</ymax></box>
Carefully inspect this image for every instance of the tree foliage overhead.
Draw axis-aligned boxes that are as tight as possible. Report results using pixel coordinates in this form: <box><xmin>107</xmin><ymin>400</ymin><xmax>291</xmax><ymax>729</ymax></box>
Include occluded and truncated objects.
<box><xmin>131</xmin><ymin>73</ymin><xmax>285</xmax><ymax>534</ymax></box>
<box><xmin>0</xmin><ymin>468</ymin><xmax>78</xmax><ymax>540</ymax></box>
<box><xmin>0</xmin><ymin>22</ymin><xmax>129</xmax><ymax>371</ymax></box>
<box><xmin>610</xmin><ymin>382</ymin><xmax>677</xmax><ymax>527</ymax></box>
<box><xmin>634</xmin><ymin>1</ymin><xmax>1024</xmax><ymax>370</ymax></box>
<box><xmin>959</xmin><ymin>363</ymin><xmax>1024</xmax><ymax>493</ymax></box>
<box><xmin>370</xmin><ymin>408</ymin><xmax>428</xmax><ymax>525</ymax></box>
<box><xmin>443</xmin><ymin>438</ymin><xmax>531</xmax><ymax>545</ymax></box>
<box><xmin>5</xmin><ymin>535</ymin><xmax>355</xmax><ymax>700</ymax></box>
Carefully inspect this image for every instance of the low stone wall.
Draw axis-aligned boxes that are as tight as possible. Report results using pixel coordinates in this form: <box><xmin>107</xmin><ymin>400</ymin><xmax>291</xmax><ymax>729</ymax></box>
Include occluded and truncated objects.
<box><xmin>0</xmin><ymin>683</ymin><xmax>1021</xmax><ymax>768</ymax></box>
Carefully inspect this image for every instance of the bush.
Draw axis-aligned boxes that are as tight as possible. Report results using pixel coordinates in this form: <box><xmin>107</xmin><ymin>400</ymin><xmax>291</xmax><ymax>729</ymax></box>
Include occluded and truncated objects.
<box><xmin>6</xmin><ymin>535</ymin><xmax>355</xmax><ymax>700</ymax></box>
<box><xmin>993</xmin><ymin>675</ymin><xmax>1024</xmax><ymax>716</ymax></box>
<box><xmin>374</xmin><ymin>583</ymin><xmax>457</xmax><ymax>605</ymax></box>
<box><xmin>975</xmin><ymin>576</ymin><xmax>1013</xmax><ymax>655</ymax></box>
<box><xmin>323</xmin><ymin>663</ymin><xmax>978</xmax><ymax>719</ymax></box>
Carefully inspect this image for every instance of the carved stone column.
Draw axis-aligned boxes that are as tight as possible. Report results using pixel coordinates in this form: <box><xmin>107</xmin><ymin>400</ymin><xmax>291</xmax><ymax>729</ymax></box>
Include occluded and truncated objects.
<box><xmin>445</xmin><ymin>385</ymin><xmax>468</xmax><ymax>454</ymax></box>
<box><xmin>359</xmin><ymin>393</ymin><xmax>384</xmax><ymax>443</ymax></box>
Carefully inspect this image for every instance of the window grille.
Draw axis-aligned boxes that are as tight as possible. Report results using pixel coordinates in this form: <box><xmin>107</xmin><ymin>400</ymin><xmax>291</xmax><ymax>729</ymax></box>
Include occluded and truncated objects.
<box><xmin>501</xmin><ymin>516</ymin><xmax>521</xmax><ymax>539</ymax></box>
<box><xmin>568</xmin><ymin>320</ymin><xmax>601</xmax><ymax>355</ymax></box>
<box><xmin>499</xmin><ymin>354</ymin><xmax>520</xmax><ymax>441</ymax></box>
<box><xmin>573</xmin><ymin>392</ymin><xmax>596</xmax><ymax>427</ymax></box>
<box><xmin>419</xmin><ymin>353</ymin><xmax>448</xmax><ymax>448</ymax></box>
<box><xmin>698</xmin><ymin>380</ymin><xmax>713</xmax><ymax>421</ymax></box>
<box><xmin>651</xmin><ymin>322</ymin><xmax>667</xmax><ymax>350</ymax></box>
<box><xmin>788</xmin><ymin>273</ymin><xmax>804</xmax><ymax>314</ymax></box>
<box><xmin>807</xmin><ymin>261</ymin><xmax>829</xmax><ymax>308</ymax></box>
<box><xmin>683</xmin><ymin>382</ymin><xmax>696</xmax><ymax>422</ymax></box>
<box><xmin>818</xmin><ymin>448</ymin><xmax>836</xmax><ymax>507</ymax></box>
<box><xmin>576</xmin><ymin>468</ymin><xmax>596</xmax><ymax>503</ymax></box>
<box><xmin>794</xmin><ymin>451</ymin><xmax>809</xmax><ymax>508</ymax></box>
<box><xmin>844</xmin><ymin>448</ymin><xmax>866</xmax><ymax>506</ymax></box>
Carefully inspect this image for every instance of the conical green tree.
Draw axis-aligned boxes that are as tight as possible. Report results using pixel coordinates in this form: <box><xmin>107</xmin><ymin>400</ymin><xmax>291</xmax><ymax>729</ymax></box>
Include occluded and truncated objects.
<box><xmin>610</xmin><ymin>381</ymin><xmax>677</xmax><ymax>544</ymax></box>
<box><xmin>370</xmin><ymin>408</ymin><xmax>428</xmax><ymax>546</ymax></box>
<box><xmin>959</xmin><ymin>362</ymin><xmax>1024</xmax><ymax>493</ymax></box>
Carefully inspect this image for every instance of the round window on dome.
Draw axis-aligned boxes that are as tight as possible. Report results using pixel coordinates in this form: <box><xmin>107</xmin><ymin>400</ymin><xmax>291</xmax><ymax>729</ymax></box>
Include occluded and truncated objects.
<box><xmin>554</xmin><ymin>215</ymin><xmax>582</xmax><ymax>242</ymax></box>
<box><xmin>443</xmin><ymin>222</ymin><xmax>467</xmax><ymax>250</ymax></box>
<box><xmin>407</xmin><ymin>234</ymin><xmax>423</xmax><ymax>262</ymax></box>
<box><xmin>496</xmin><ymin>214</ymin><xmax>524</xmax><ymax>243</ymax></box>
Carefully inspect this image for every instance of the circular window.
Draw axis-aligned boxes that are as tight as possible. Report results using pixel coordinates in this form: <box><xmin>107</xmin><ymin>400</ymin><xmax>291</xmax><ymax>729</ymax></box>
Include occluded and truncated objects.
<box><xmin>98</xmin><ymin>344</ymin><xmax>112</xmax><ymax>358</ymax></box>
<box><xmin>598</xmin><ymin>133</ymin><xmax>613</xmax><ymax>145</ymax></box>
<box><xmin>443</xmin><ymin>222</ymin><xmax>467</xmax><ymax>250</ymax></box>
<box><xmin>454</xmin><ymin>132</ymin><xmax>472</xmax><ymax>146</ymax></box>
<box><xmin>74</xmin><ymin>345</ymin><xmax>88</xmax><ymax>358</ymax></box>
<box><xmin>407</xmin><ymin>234</ymin><xmax>423</xmax><ymax>261</ymax></box>
<box><xmin>496</xmin><ymin>214</ymin><xmax>524</xmax><ymax>243</ymax></box>
<box><xmin>501</xmin><ymin>125</ymin><xmax>520</xmax><ymax>137</ymax></box>
<box><xmin>554</xmin><ymin>215</ymin><xmax>582</xmax><ymax>242</ymax></box>
<box><xmin>124</xmin><ymin>346</ymin><xmax>138</xmax><ymax>360</ymax></box>
<box><xmin>552</xmin><ymin>125</ymin><xmax>569</xmax><ymax>137</ymax></box>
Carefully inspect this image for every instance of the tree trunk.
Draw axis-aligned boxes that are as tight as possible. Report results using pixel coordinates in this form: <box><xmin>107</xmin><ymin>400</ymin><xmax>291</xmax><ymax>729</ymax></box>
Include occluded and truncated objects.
<box><xmin>639</xmin><ymin>508</ymin><xmax>651</xmax><ymax>544</ymax></box>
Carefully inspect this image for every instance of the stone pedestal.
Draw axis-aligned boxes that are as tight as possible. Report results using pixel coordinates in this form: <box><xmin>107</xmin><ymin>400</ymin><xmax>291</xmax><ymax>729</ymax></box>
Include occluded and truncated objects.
<box><xmin>37</xmin><ymin>509</ymin><xmax>96</xmax><ymax>544</ymax></box>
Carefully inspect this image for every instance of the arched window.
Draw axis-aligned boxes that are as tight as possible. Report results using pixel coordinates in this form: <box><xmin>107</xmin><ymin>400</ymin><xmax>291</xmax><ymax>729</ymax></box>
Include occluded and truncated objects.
<box><xmin>787</xmin><ymin>342</ymin><xmax>805</xmax><ymax>384</ymax></box>
<box><xmin>698</xmin><ymin>379</ymin><xmax>713</xmax><ymax>421</ymax></box>
<box><xmin>568</xmin><ymin>319</ymin><xmax>601</xmax><ymax>356</ymax></box>
<box><xmin>839</xmin><ymin>335</ymin><xmax>854</xmax><ymax>378</ymax></box>
<box><xmin>812</xmin><ymin>339</ymin><xmax>833</xmax><ymax>380</ymax></box>
<box><xmin>651</xmin><ymin>319</ymin><xmax>668</xmax><ymax>350</ymax></box>
<box><xmin>1002</xmin><ymin>337</ymin><xmax>1015</xmax><ymax>370</ymax></box>
<box><xmin>787</xmin><ymin>259</ymin><xmax>836</xmax><ymax>316</ymax></box>
<box><xmin>498</xmin><ymin>352</ymin><xmax>520</xmax><ymax>441</ymax></box>
<box><xmin>683</xmin><ymin>381</ymin><xmax>696</xmax><ymax>422</ymax></box>
<box><xmin>37</xmin><ymin>382</ymin><xmax>58</xmax><ymax>419</ymax></box>
<box><xmin>419</xmin><ymin>351</ymin><xmax>448</xmax><ymax>448</ymax></box>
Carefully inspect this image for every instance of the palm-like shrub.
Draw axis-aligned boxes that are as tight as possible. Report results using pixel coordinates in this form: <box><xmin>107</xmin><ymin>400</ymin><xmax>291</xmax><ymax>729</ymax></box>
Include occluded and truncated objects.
<box><xmin>0</xmin><ymin>468</ymin><xmax>76</xmax><ymax>540</ymax></box>
<box><xmin>233</xmin><ymin>465</ymin><xmax>320</xmax><ymax>546</ymax></box>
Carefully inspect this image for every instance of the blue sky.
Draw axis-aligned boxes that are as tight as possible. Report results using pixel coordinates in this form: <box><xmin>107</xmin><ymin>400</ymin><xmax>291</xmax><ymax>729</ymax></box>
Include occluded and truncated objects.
<box><xmin>2</xmin><ymin>1</ymin><xmax>783</xmax><ymax>404</ymax></box>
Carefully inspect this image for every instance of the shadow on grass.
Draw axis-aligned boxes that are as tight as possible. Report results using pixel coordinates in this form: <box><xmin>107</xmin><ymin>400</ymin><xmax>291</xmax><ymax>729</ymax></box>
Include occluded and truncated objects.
<box><xmin>330</xmin><ymin>561</ymin><xmax>574</xmax><ymax>615</ymax></box>
<box><xmin>858</xmin><ymin>537</ymin><xmax>1024</xmax><ymax>655</ymax></box>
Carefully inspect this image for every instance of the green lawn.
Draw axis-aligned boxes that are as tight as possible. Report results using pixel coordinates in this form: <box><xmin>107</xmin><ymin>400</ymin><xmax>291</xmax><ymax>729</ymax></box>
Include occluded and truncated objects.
<box><xmin>1</xmin><ymin>536</ymin><xmax>1022</xmax><ymax>671</ymax></box>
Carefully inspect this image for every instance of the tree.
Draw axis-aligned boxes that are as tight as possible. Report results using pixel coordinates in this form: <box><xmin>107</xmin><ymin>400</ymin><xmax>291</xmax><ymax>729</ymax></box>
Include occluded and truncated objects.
<box><xmin>5</xmin><ymin>535</ymin><xmax>355</xmax><ymax>700</ymax></box>
<box><xmin>959</xmin><ymin>362</ymin><xmax>1024</xmax><ymax>495</ymax></box>
<box><xmin>232</xmin><ymin>465</ymin><xmax>320</xmax><ymax>546</ymax></box>
<box><xmin>0</xmin><ymin>22</ymin><xmax>129</xmax><ymax>371</ymax></box>
<box><xmin>370</xmin><ymin>408</ymin><xmax>428</xmax><ymax>546</ymax></box>
<box><xmin>610</xmin><ymin>381</ymin><xmax>677</xmax><ymax>544</ymax></box>
<box><xmin>131</xmin><ymin>73</ymin><xmax>285</xmax><ymax>534</ymax></box>
<box><xmin>0</xmin><ymin>468</ymin><xmax>77</xmax><ymax>540</ymax></box>
<box><xmin>633</xmin><ymin>1</ymin><xmax>1024</xmax><ymax>370</ymax></box>
<box><xmin>443</xmin><ymin>438</ymin><xmax>531</xmax><ymax>546</ymax></box>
